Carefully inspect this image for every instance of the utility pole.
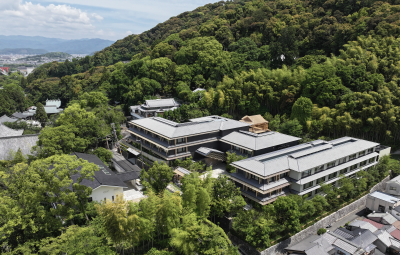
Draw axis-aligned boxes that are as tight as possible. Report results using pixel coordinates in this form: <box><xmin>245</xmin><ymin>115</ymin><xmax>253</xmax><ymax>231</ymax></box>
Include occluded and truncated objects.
<box><xmin>136</xmin><ymin>139</ymin><xmax>144</xmax><ymax>165</ymax></box>
<box><xmin>111</xmin><ymin>123</ymin><xmax>119</xmax><ymax>151</ymax></box>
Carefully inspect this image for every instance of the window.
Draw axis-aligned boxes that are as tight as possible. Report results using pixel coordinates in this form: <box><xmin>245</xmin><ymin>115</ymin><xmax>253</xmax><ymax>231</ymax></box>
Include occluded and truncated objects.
<box><xmin>252</xmin><ymin>175</ymin><xmax>259</xmax><ymax>181</ymax></box>
<box><xmin>390</xmin><ymin>186</ymin><xmax>397</xmax><ymax>191</ymax></box>
<box><xmin>360</xmin><ymin>161</ymin><xmax>367</xmax><ymax>167</ymax></box>
<box><xmin>269</xmin><ymin>176</ymin><xmax>276</xmax><ymax>183</ymax></box>
<box><xmin>378</xmin><ymin>205</ymin><xmax>385</xmax><ymax>213</ymax></box>
<box><xmin>112</xmin><ymin>196</ymin><xmax>114</xmax><ymax>202</ymax></box>
<box><xmin>303</xmin><ymin>181</ymin><xmax>314</xmax><ymax>190</ymax></box>
<box><xmin>328</xmin><ymin>172</ymin><xmax>337</xmax><ymax>180</ymax></box>
<box><xmin>349</xmin><ymin>154</ymin><xmax>356</xmax><ymax>160</ymax></box>
<box><xmin>337</xmin><ymin>250</ymin><xmax>346</xmax><ymax>255</ymax></box>
<box><xmin>316</xmin><ymin>177</ymin><xmax>325</xmax><ymax>184</ymax></box>
<box><xmin>369</xmin><ymin>158</ymin><xmax>375</xmax><ymax>163</ymax></box>
<box><xmin>315</xmin><ymin>165</ymin><xmax>324</xmax><ymax>173</ymax></box>
<box><xmin>340</xmin><ymin>168</ymin><xmax>348</xmax><ymax>175</ymax></box>
<box><xmin>338</xmin><ymin>157</ymin><xmax>347</xmax><ymax>165</ymax></box>
<box><xmin>327</xmin><ymin>161</ymin><xmax>336</xmax><ymax>169</ymax></box>
<box><xmin>280</xmin><ymin>172</ymin><xmax>288</xmax><ymax>178</ymax></box>
<box><xmin>368</xmin><ymin>148</ymin><xmax>374</xmax><ymax>154</ymax></box>
<box><xmin>176</xmin><ymin>138</ymin><xmax>185</xmax><ymax>144</ymax></box>
<box><xmin>359</xmin><ymin>151</ymin><xmax>365</xmax><ymax>157</ymax></box>
<box><xmin>302</xmin><ymin>169</ymin><xmax>312</xmax><ymax>178</ymax></box>
<box><xmin>104</xmin><ymin>198</ymin><xmax>106</xmax><ymax>202</ymax></box>
<box><xmin>350</xmin><ymin>164</ymin><xmax>358</xmax><ymax>171</ymax></box>
<box><xmin>176</xmin><ymin>147</ymin><xmax>186</xmax><ymax>153</ymax></box>
<box><xmin>87</xmin><ymin>197</ymin><xmax>93</xmax><ymax>202</ymax></box>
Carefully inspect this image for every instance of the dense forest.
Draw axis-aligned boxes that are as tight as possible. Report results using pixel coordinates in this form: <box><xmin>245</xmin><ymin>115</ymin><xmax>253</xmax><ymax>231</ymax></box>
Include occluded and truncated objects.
<box><xmin>13</xmin><ymin>0</ymin><xmax>400</xmax><ymax>146</ymax></box>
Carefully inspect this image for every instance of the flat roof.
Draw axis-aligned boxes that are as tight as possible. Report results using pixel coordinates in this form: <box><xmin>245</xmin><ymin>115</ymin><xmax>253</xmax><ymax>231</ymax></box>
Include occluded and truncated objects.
<box><xmin>369</xmin><ymin>191</ymin><xmax>400</xmax><ymax>203</ymax></box>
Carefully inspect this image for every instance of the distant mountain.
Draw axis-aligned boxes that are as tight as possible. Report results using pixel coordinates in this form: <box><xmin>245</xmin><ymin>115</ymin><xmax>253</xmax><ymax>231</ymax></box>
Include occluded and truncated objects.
<box><xmin>0</xmin><ymin>36</ymin><xmax>115</xmax><ymax>54</ymax></box>
<box><xmin>18</xmin><ymin>52</ymin><xmax>72</xmax><ymax>61</ymax></box>
<box><xmin>0</xmin><ymin>48</ymin><xmax>48</xmax><ymax>54</ymax></box>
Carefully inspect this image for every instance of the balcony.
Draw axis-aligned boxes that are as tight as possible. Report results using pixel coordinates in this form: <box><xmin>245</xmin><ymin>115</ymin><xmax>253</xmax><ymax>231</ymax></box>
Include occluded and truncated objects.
<box><xmin>229</xmin><ymin>172</ymin><xmax>291</xmax><ymax>192</ymax></box>
<box><xmin>237</xmin><ymin>183</ymin><xmax>291</xmax><ymax>205</ymax></box>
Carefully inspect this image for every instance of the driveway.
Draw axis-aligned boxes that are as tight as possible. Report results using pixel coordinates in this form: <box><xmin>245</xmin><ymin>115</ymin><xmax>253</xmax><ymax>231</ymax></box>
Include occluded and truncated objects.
<box><xmin>328</xmin><ymin>208</ymin><xmax>367</xmax><ymax>231</ymax></box>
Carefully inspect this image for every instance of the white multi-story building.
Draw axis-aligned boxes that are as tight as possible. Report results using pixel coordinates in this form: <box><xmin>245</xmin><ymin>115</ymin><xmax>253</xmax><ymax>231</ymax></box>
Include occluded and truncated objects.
<box><xmin>229</xmin><ymin>137</ymin><xmax>391</xmax><ymax>205</ymax></box>
<box><xmin>130</xmin><ymin>99</ymin><xmax>180</xmax><ymax>119</ymax></box>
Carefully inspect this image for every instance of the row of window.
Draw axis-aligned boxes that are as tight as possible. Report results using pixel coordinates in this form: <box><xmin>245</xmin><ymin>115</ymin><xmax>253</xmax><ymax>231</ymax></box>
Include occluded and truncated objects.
<box><xmin>247</xmin><ymin>172</ymin><xmax>289</xmax><ymax>183</ymax></box>
<box><xmin>302</xmin><ymin>158</ymin><xmax>376</xmax><ymax>191</ymax></box>
<box><xmin>301</xmin><ymin>148</ymin><xmax>375</xmax><ymax>178</ymax></box>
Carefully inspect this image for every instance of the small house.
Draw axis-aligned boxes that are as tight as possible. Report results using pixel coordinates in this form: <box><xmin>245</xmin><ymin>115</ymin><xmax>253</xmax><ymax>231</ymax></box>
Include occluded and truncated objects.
<box><xmin>366</xmin><ymin>191</ymin><xmax>400</xmax><ymax>213</ymax></box>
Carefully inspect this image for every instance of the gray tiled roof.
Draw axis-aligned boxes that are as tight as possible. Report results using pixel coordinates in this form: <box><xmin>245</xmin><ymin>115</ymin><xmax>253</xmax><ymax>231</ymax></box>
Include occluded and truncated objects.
<box><xmin>220</xmin><ymin>131</ymin><xmax>300</xmax><ymax>150</ymax></box>
<box><xmin>0</xmin><ymin>134</ymin><xmax>39</xmax><ymax>160</ymax></box>
<box><xmin>231</xmin><ymin>137</ymin><xmax>379</xmax><ymax>177</ymax></box>
<box><xmin>196</xmin><ymin>147</ymin><xmax>224</xmax><ymax>156</ymax></box>
<box><xmin>349</xmin><ymin>220</ymin><xmax>378</xmax><ymax>233</ymax></box>
<box><xmin>72</xmin><ymin>152</ymin><xmax>127</xmax><ymax>190</ymax></box>
<box><xmin>130</xmin><ymin>116</ymin><xmax>249</xmax><ymax>138</ymax></box>
<box><xmin>12</xmin><ymin>112</ymin><xmax>34</xmax><ymax>119</ymax></box>
<box><xmin>374</xmin><ymin>229</ymin><xmax>392</xmax><ymax>247</ymax></box>
<box><xmin>0</xmin><ymin>115</ymin><xmax>18</xmax><ymax>124</ymax></box>
<box><xmin>0</xmin><ymin>124</ymin><xmax>24</xmax><ymax>138</ymax></box>
<box><xmin>333</xmin><ymin>238</ymin><xmax>358</xmax><ymax>254</ymax></box>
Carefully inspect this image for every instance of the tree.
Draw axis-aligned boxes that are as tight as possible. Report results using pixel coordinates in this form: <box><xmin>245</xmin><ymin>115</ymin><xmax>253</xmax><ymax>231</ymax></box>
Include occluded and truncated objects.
<box><xmin>93</xmin><ymin>147</ymin><xmax>113</xmax><ymax>165</ymax></box>
<box><xmin>140</xmin><ymin>162</ymin><xmax>174</xmax><ymax>194</ymax></box>
<box><xmin>35</xmin><ymin>102</ymin><xmax>48</xmax><ymax>127</ymax></box>
<box><xmin>291</xmin><ymin>97</ymin><xmax>313</xmax><ymax>125</ymax></box>
<box><xmin>274</xmin><ymin>196</ymin><xmax>301</xmax><ymax>234</ymax></box>
<box><xmin>34</xmin><ymin>124</ymin><xmax>88</xmax><ymax>157</ymax></box>
<box><xmin>279</xmin><ymin>119</ymin><xmax>303</xmax><ymax>137</ymax></box>
<box><xmin>211</xmin><ymin>175</ymin><xmax>245</xmax><ymax>219</ymax></box>
<box><xmin>226</xmin><ymin>152</ymin><xmax>247</xmax><ymax>173</ymax></box>
<box><xmin>0</xmin><ymin>154</ymin><xmax>98</xmax><ymax>250</ymax></box>
<box><xmin>39</xmin><ymin>224</ymin><xmax>115</xmax><ymax>255</ymax></box>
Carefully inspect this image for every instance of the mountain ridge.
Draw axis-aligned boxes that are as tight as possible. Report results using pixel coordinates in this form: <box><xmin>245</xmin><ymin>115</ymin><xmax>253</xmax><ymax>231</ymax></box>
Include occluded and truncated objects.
<box><xmin>0</xmin><ymin>35</ymin><xmax>114</xmax><ymax>54</ymax></box>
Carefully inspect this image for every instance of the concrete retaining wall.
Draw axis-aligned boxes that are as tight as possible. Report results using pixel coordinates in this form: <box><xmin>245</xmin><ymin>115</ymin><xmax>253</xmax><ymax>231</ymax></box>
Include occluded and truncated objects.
<box><xmin>231</xmin><ymin>176</ymin><xmax>390</xmax><ymax>255</ymax></box>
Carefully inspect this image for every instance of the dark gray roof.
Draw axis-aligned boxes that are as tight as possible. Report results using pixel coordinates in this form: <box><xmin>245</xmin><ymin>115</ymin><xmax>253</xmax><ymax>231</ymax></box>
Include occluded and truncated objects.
<box><xmin>286</xmin><ymin>235</ymin><xmax>333</xmax><ymax>255</ymax></box>
<box><xmin>0</xmin><ymin>124</ymin><xmax>24</xmax><ymax>138</ymax></box>
<box><xmin>130</xmin><ymin>116</ymin><xmax>249</xmax><ymax>138</ymax></box>
<box><xmin>231</xmin><ymin>137</ymin><xmax>379</xmax><ymax>177</ymax></box>
<box><xmin>116</xmin><ymin>170</ymin><xmax>141</xmax><ymax>182</ymax></box>
<box><xmin>220</xmin><ymin>131</ymin><xmax>300</xmax><ymax>151</ymax></box>
<box><xmin>333</xmin><ymin>227</ymin><xmax>377</xmax><ymax>250</ymax></box>
<box><xmin>112</xmin><ymin>152</ymin><xmax>142</xmax><ymax>173</ymax></box>
<box><xmin>12</xmin><ymin>112</ymin><xmax>34</xmax><ymax>119</ymax></box>
<box><xmin>0</xmin><ymin>115</ymin><xmax>18</xmax><ymax>124</ymax></box>
<box><xmin>0</xmin><ymin>134</ymin><xmax>38</xmax><ymax>160</ymax></box>
<box><xmin>71</xmin><ymin>152</ymin><xmax>127</xmax><ymax>190</ymax></box>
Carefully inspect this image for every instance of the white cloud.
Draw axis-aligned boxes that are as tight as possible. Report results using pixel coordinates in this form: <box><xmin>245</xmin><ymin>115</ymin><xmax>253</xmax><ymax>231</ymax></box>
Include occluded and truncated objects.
<box><xmin>0</xmin><ymin>0</ymin><xmax>104</xmax><ymax>39</ymax></box>
<box><xmin>126</xmin><ymin>31</ymin><xmax>133</xmax><ymax>35</ymax></box>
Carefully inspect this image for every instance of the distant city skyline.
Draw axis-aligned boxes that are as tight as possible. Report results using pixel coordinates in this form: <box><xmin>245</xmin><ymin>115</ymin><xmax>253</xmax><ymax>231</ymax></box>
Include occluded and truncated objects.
<box><xmin>0</xmin><ymin>0</ymin><xmax>219</xmax><ymax>41</ymax></box>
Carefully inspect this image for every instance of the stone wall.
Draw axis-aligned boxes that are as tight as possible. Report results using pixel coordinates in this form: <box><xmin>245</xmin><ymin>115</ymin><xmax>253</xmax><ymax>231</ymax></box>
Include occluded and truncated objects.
<box><xmin>230</xmin><ymin>176</ymin><xmax>390</xmax><ymax>255</ymax></box>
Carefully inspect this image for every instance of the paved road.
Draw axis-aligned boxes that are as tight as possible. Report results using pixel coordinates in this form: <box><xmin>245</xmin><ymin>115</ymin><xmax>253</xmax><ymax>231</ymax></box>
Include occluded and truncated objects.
<box><xmin>327</xmin><ymin>207</ymin><xmax>367</xmax><ymax>232</ymax></box>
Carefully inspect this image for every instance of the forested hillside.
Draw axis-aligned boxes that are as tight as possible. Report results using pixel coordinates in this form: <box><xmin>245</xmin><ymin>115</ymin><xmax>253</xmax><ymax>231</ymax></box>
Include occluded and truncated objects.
<box><xmin>16</xmin><ymin>0</ymin><xmax>400</xmax><ymax>146</ymax></box>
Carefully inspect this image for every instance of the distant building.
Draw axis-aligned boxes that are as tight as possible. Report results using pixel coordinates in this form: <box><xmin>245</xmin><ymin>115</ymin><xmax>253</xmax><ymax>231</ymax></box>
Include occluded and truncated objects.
<box><xmin>17</xmin><ymin>66</ymin><xmax>34</xmax><ymax>76</ymax></box>
<box><xmin>12</xmin><ymin>99</ymin><xmax>63</xmax><ymax>120</ymax></box>
<box><xmin>130</xmin><ymin>98</ymin><xmax>180</xmax><ymax>119</ymax></box>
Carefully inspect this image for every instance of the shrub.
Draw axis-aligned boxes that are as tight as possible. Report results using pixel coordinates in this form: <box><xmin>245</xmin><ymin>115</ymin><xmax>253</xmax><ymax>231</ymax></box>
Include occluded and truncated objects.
<box><xmin>317</xmin><ymin>228</ymin><xmax>327</xmax><ymax>235</ymax></box>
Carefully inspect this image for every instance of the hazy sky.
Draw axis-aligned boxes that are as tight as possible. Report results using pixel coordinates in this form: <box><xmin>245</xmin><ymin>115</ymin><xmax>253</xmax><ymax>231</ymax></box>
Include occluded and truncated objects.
<box><xmin>0</xmin><ymin>0</ymin><xmax>218</xmax><ymax>41</ymax></box>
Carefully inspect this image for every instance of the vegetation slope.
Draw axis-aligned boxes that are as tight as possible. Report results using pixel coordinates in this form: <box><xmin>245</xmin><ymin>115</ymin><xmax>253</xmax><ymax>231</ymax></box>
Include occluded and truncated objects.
<box><xmin>10</xmin><ymin>0</ymin><xmax>400</xmax><ymax>146</ymax></box>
